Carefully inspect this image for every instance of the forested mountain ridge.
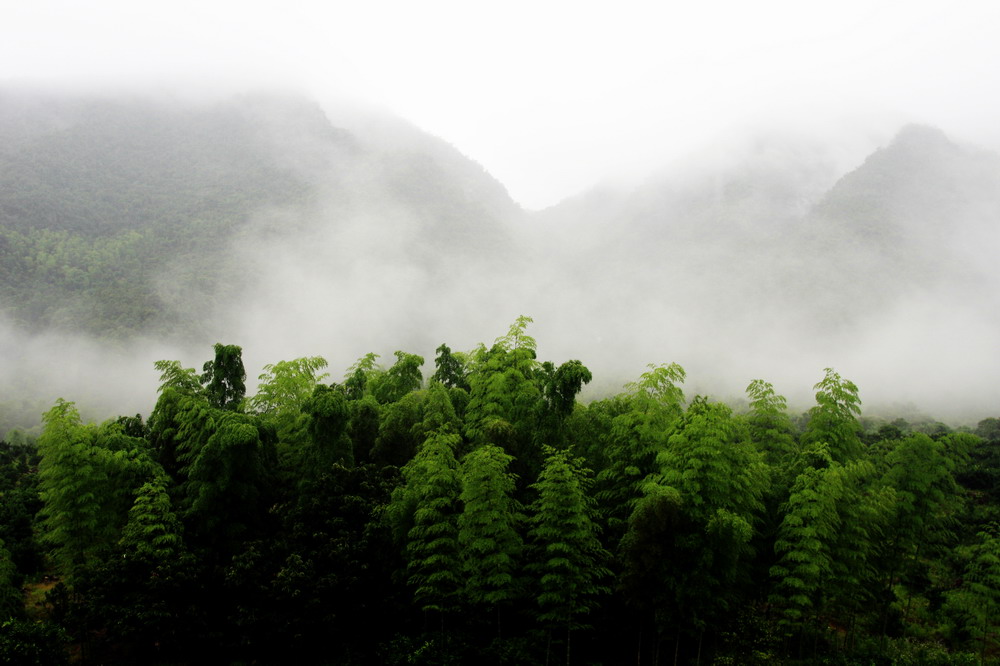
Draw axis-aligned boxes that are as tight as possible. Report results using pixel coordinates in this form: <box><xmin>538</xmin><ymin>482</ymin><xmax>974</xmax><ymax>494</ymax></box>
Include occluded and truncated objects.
<box><xmin>2</xmin><ymin>88</ymin><xmax>1000</xmax><ymax>431</ymax></box>
<box><xmin>525</xmin><ymin>123</ymin><xmax>1000</xmax><ymax>415</ymax></box>
<box><xmin>535</xmin><ymin>121</ymin><xmax>1000</xmax><ymax>318</ymax></box>
<box><xmin>3</xmin><ymin>89</ymin><xmax>1000</xmax><ymax>663</ymax></box>
<box><xmin>0</xmin><ymin>88</ymin><xmax>519</xmax><ymax>338</ymax></box>
<box><xmin>803</xmin><ymin>124</ymin><xmax>1000</xmax><ymax>304</ymax></box>
<box><xmin>4</xmin><ymin>90</ymin><xmax>997</xmax><ymax>347</ymax></box>
<box><xmin>0</xmin><ymin>94</ymin><xmax>317</xmax><ymax>336</ymax></box>
<box><xmin>0</xmin><ymin>91</ymin><xmax>329</xmax><ymax>236</ymax></box>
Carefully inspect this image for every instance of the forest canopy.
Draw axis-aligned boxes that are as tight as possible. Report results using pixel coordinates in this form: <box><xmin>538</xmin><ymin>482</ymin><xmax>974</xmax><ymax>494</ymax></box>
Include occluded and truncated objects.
<box><xmin>2</xmin><ymin>318</ymin><xmax>999</xmax><ymax>665</ymax></box>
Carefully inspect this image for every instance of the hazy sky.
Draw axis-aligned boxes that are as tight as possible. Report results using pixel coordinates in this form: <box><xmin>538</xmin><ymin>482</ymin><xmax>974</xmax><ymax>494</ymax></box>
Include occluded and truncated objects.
<box><xmin>3</xmin><ymin>0</ymin><xmax>998</xmax><ymax>207</ymax></box>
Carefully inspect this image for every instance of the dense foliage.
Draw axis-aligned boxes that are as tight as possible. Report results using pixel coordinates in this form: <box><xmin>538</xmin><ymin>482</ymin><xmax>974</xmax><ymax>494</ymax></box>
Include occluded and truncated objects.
<box><xmin>0</xmin><ymin>94</ymin><xmax>325</xmax><ymax>338</ymax></box>
<box><xmin>2</xmin><ymin>320</ymin><xmax>1000</xmax><ymax>665</ymax></box>
<box><xmin>0</xmin><ymin>90</ymin><xmax>518</xmax><ymax>344</ymax></box>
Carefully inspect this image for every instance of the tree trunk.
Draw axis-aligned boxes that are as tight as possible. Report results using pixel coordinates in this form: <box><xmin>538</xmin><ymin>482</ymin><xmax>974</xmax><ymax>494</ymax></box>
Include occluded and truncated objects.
<box><xmin>879</xmin><ymin>544</ymin><xmax>909</xmax><ymax>655</ymax></box>
<box><xmin>982</xmin><ymin>613</ymin><xmax>988</xmax><ymax>666</ymax></box>
<box><xmin>842</xmin><ymin>614</ymin><xmax>854</xmax><ymax>652</ymax></box>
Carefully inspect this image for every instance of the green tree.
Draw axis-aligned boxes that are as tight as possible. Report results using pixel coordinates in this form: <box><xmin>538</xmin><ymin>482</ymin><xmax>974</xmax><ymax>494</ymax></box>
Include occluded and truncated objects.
<box><xmin>302</xmin><ymin>384</ymin><xmax>353</xmax><ymax>468</ymax></box>
<box><xmin>0</xmin><ymin>440</ymin><xmax>45</xmax><ymax>578</ymax></box>
<box><xmin>631</xmin><ymin>397</ymin><xmax>768</xmax><ymax>647</ymax></box>
<box><xmin>457</xmin><ymin>444</ymin><xmax>522</xmax><ymax>630</ymax></box>
<box><xmin>744</xmin><ymin>379</ymin><xmax>796</xmax><ymax>465</ymax></box>
<box><xmin>0</xmin><ymin>617</ymin><xmax>68</xmax><ymax>665</ymax></box>
<box><xmin>527</xmin><ymin>447</ymin><xmax>610</xmax><ymax>665</ymax></box>
<box><xmin>392</xmin><ymin>431</ymin><xmax>463</xmax><ymax>619</ymax></box>
<box><xmin>148</xmin><ymin>387</ymin><xmax>216</xmax><ymax>486</ymax></box>
<box><xmin>541</xmin><ymin>359</ymin><xmax>592</xmax><ymax>422</ymax></box>
<box><xmin>241</xmin><ymin>463</ymin><xmax>402</xmax><ymax>662</ymax></box>
<box><xmin>201</xmin><ymin>343</ymin><xmax>247</xmax><ymax>411</ymax></box>
<box><xmin>596</xmin><ymin>362</ymin><xmax>686</xmax><ymax>540</ymax></box>
<box><xmin>431</xmin><ymin>343</ymin><xmax>469</xmax><ymax>391</ymax></box>
<box><xmin>246</xmin><ymin>356</ymin><xmax>329</xmax><ymax>416</ymax></box>
<box><xmin>802</xmin><ymin>368</ymin><xmax>863</xmax><ymax>463</ymax></box>
<box><xmin>184</xmin><ymin>412</ymin><xmax>275</xmax><ymax>549</ymax></box>
<box><xmin>769</xmin><ymin>457</ymin><xmax>839</xmax><ymax>632</ymax></box>
<box><xmin>617</xmin><ymin>482</ymin><xmax>685</xmax><ymax>660</ymax></box>
<box><xmin>537</xmin><ymin>359</ymin><xmax>593</xmax><ymax>449</ymax></box>
<box><xmin>37</xmin><ymin>401</ymin><xmax>154</xmax><ymax>580</ymax></box>
<box><xmin>561</xmin><ymin>400</ymin><xmax>615</xmax><ymax>476</ymax></box>
<box><xmin>0</xmin><ymin>539</ymin><xmax>20</xmax><ymax>620</ymax></box>
<box><xmin>882</xmin><ymin>432</ymin><xmax>959</xmax><ymax>559</ymax></box>
<box><xmin>245</xmin><ymin>356</ymin><xmax>329</xmax><ymax>453</ymax></box>
<box><xmin>975</xmin><ymin>418</ymin><xmax>1000</xmax><ymax>442</ymax></box>
<box><xmin>344</xmin><ymin>352</ymin><xmax>381</xmax><ymax>400</ymax></box>
<box><xmin>153</xmin><ymin>359</ymin><xmax>203</xmax><ymax>395</ymax></box>
<box><xmin>347</xmin><ymin>395</ymin><xmax>381</xmax><ymax>465</ymax></box>
<box><xmin>370</xmin><ymin>351</ymin><xmax>425</xmax><ymax>405</ymax></box>
<box><xmin>960</xmin><ymin>423</ymin><xmax>1000</xmax><ymax>506</ymax></box>
<box><xmin>119</xmin><ymin>473</ymin><xmax>185</xmax><ymax>563</ymax></box>
<box><xmin>414</xmin><ymin>382</ymin><xmax>460</xmax><ymax>442</ymax></box>
<box><xmin>770</xmin><ymin>456</ymin><xmax>890</xmax><ymax>646</ymax></box>
<box><xmin>876</xmin><ymin>432</ymin><xmax>965</xmax><ymax>642</ymax></box>
<box><xmin>372</xmin><ymin>391</ymin><xmax>426</xmax><ymax>468</ymax></box>
<box><xmin>950</xmin><ymin>524</ymin><xmax>1000</xmax><ymax>664</ymax></box>
<box><xmin>744</xmin><ymin>379</ymin><xmax>799</xmax><ymax>596</ymax></box>
<box><xmin>464</xmin><ymin>317</ymin><xmax>543</xmax><ymax>479</ymax></box>
<box><xmin>828</xmin><ymin>461</ymin><xmax>893</xmax><ymax>641</ymax></box>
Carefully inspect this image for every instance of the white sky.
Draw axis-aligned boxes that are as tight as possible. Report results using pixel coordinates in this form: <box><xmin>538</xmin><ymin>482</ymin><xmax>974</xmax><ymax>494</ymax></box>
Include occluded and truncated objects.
<box><xmin>2</xmin><ymin>0</ymin><xmax>999</xmax><ymax>208</ymax></box>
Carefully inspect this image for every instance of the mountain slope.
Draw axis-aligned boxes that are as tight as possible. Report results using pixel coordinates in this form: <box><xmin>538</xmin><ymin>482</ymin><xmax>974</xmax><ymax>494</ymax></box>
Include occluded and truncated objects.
<box><xmin>523</xmin><ymin>124</ymin><xmax>1000</xmax><ymax>415</ymax></box>
<box><xmin>533</xmin><ymin>123</ymin><xmax>1000</xmax><ymax>324</ymax></box>
<box><xmin>3</xmin><ymin>90</ymin><xmax>1000</xmax><ymax>422</ymax></box>
<box><xmin>0</xmin><ymin>89</ymin><xmax>520</xmax><ymax>340</ymax></box>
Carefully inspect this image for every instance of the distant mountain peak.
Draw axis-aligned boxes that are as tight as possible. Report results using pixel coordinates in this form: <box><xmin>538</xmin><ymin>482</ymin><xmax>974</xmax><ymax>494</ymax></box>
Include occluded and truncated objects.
<box><xmin>885</xmin><ymin>123</ymin><xmax>958</xmax><ymax>160</ymax></box>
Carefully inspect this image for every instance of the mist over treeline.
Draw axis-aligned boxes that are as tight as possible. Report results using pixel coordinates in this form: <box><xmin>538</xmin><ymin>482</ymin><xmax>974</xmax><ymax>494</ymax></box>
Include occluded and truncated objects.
<box><xmin>2</xmin><ymin>85</ymin><xmax>999</xmax><ymax>432</ymax></box>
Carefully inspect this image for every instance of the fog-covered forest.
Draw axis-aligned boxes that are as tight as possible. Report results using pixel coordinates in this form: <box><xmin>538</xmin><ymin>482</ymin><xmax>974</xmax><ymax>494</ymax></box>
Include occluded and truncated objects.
<box><xmin>3</xmin><ymin>88</ymin><xmax>1000</xmax><ymax>437</ymax></box>
<box><xmin>3</xmin><ymin>320</ymin><xmax>1000</xmax><ymax>665</ymax></box>
<box><xmin>3</xmin><ymin>79</ymin><xmax>1000</xmax><ymax>664</ymax></box>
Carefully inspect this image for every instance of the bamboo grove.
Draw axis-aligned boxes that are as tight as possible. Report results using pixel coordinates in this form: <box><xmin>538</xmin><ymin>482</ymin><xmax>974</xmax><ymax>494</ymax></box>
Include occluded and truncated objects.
<box><xmin>2</xmin><ymin>317</ymin><xmax>1000</xmax><ymax>665</ymax></box>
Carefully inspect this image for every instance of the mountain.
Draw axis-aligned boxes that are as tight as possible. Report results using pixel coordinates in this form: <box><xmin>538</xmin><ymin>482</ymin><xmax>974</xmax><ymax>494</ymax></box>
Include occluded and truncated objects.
<box><xmin>0</xmin><ymin>88</ymin><xmax>520</xmax><ymax>340</ymax></box>
<box><xmin>533</xmin><ymin>123</ymin><xmax>1000</xmax><ymax>320</ymax></box>
<box><xmin>2</xmin><ymin>88</ymin><xmax>999</xmax><ymax>426</ymax></box>
<box><xmin>524</xmin><ymin>124</ymin><xmax>1000</xmax><ymax>415</ymax></box>
<box><xmin>808</xmin><ymin>124</ymin><xmax>1000</xmax><ymax>276</ymax></box>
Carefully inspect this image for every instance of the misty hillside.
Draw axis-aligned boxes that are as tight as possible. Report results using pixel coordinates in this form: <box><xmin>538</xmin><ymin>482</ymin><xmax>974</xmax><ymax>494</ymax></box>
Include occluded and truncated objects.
<box><xmin>809</xmin><ymin>125</ymin><xmax>1000</xmax><ymax>285</ymax></box>
<box><xmin>0</xmin><ymin>88</ymin><xmax>518</xmax><ymax>339</ymax></box>
<box><xmin>534</xmin><ymin>122</ymin><xmax>1000</xmax><ymax>334</ymax></box>
<box><xmin>519</xmin><ymin>123</ymin><xmax>1000</xmax><ymax>418</ymax></box>
<box><xmin>2</xmin><ymin>88</ymin><xmax>1000</xmax><ymax>427</ymax></box>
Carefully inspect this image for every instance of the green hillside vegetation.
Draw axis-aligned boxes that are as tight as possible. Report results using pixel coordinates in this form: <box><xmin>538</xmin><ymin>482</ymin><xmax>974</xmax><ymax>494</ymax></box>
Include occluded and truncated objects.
<box><xmin>2</xmin><ymin>92</ymin><xmax>1000</xmax><ymax>662</ymax></box>
<box><xmin>3</xmin><ymin>90</ymin><xmax>997</xmax><ymax>356</ymax></box>
<box><xmin>11</xmin><ymin>90</ymin><xmax>1000</xmax><ymax>350</ymax></box>
<box><xmin>0</xmin><ymin>92</ymin><xmax>333</xmax><ymax>337</ymax></box>
<box><xmin>2</xmin><ymin>319</ymin><xmax>999</xmax><ymax>665</ymax></box>
<box><xmin>3</xmin><ymin>91</ymin><xmax>998</xmax><ymax>427</ymax></box>
<box><xmin>0</xmin><ymin>90</ymin><xmax>518</xmax><ymax>339</ymax></box>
